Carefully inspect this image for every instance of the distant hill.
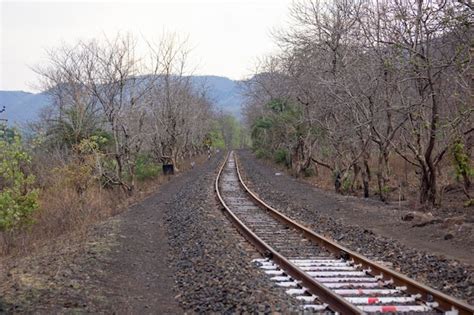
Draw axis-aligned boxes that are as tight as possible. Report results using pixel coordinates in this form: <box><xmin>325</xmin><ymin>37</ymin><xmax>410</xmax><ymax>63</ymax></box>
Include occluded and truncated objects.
<box><xmin>0</xmin><ymin>91</ymin><xmax>51</xmax><ymax>127</ymax></box>
<box><xmin>190</xmin><ymin>75</ymin><xmax>243</xmax><ymax>116</ymax></box>
<box><xmin>0</xmin><ymin>75</ymin><xmax>244</xmax><ymax>126</ymax></box>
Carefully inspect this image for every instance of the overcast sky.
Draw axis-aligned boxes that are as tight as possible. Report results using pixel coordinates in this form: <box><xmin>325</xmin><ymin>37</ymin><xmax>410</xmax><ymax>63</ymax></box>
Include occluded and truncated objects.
<box><xmin>0</xmin><ymin>0</ymin><xmax>292</xmax><ymax>92</ymax></box>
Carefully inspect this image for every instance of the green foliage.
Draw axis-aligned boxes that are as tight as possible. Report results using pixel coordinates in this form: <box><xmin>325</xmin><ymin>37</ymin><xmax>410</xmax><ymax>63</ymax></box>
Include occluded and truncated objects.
<box><xmin>250</xmin><ymin>116</ymin><xmax>272</xmax><ymax>152</ymax></box>
<box><xmin>303</xmin><ymin>168</ymin><xmax>315</xmax><ymax>178</ymax></box>
<box><xmin>77</xmin><ymin>135</ymin><xmax>109</xmax><ymax>154</ymax></box>
<box><xmin>452</xmin><ymin>139</ymin><xmax>473</xmax><ymax>181</ymax></box>
<box><xmin>0</xmin><ymin>134</ymin><xmax>39</xmax><ymax>231</ymax></box>
<box><xmin>208</xmin><ymin>122</ymin><xmax>226</xmax><ymax>149</ymax></box>
<box><xmin>341</xmin><ymin>174</ymin><xmax>352</xmax><ymax>193</ymax></box>
<box><xmin>250</xmin><ymin>98</ymin><xmax>306</xmax><ymax>167</ymax></box>
<box><xmin>381</xmin><ymin>185</ymin><xmax>391</xmax><ymax>194</ymax></box>
<box><xmin>253</xmin><ymin>116</ymin><xmax>273</xmax><ymax>130</ymax></box>
<box><xmin>267</xmin><ymin>99</ymin><xmax>287</xmax><ymax>112</ymax></box>
<box><xmin>0</xmin><ymin>124</ymin><xmax>15</xmax><ymax>142</ymax></box>
<box><xmin>254</xmin><ymin>148</ymin><xmax>269</xmax><ymax>159</ymax></box>
<box><xmin>227</xmin><ymin>115</ymin><xmax>241</xmax><ymax>146</ymax></box>
<box><xmin>274</xmin><ymin>148</ymin><xmax>289</xmax><ymax>166</ymax></box>
<box><xmin>135</xmin><ymin>155</ymin><xmax>161</xmax><ymax>181</ymax></box>
<box><xmin>45</xmin><ymin>106</ymin><xmax>105</xmax><ymax>148</ymax></box>
<box><xmin>209</xmin><ymin>114</ymin><xmax>247</xmax><ymax>150</ymax></box>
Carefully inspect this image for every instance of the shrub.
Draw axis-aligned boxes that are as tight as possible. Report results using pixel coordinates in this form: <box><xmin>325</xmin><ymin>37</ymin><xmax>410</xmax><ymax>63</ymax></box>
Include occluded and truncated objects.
<box><xmin>274</xmin><ymin>149</ymin><xmax>288</xmax><ymax>165</ymax></box>
<box><xmin>254</xmin><ymin>148</ymin><xmax>269</xmax><ymax>159</ymax></box>
<box><xmin>452</xmin><ymin>139</ymin><xmax>473</xmax><ymax>183</ymax></box>
<box><xmin>303</xmin><ymin>167</ymin><xmax>315</xmax><ymax>178</ymax></box>
<box><xmin>52</xmin><ymin>136</ymin><xmax>107</xmax><ymax>195</ymax></box>
<box><xmin>135</xmin><ymin>155</ymin><xmax>161</xmax><ymax>181</ymax></box>
<box><xmin>341</xmin><ymin>174</ymin><xmax>352</xmax><ymax>193</ymax></box>
<box><xmin>0</xmin><ymin>135</ymin><xmax>39</xmax><ymax>231</ymax></box>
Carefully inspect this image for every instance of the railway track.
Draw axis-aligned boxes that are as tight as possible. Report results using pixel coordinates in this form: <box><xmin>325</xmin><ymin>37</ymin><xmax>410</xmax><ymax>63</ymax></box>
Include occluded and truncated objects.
<box><xmin>215</xmin><ymin>152</ymin><xmax>474</xmax><ymax>314</ymax></box>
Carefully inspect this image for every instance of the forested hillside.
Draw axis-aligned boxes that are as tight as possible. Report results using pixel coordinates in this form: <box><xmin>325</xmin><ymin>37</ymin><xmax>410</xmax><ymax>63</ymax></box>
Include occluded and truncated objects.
<box><xmin>243</xmin><ymin>0</ymin><xmax>473</xmax><ymax>207</ymax></box>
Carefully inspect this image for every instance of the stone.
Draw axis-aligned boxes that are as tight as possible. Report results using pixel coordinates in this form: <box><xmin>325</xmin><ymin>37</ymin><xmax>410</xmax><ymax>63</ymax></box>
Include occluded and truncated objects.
<box><xmin>444</xmin><ymin>233</ymin><xmax>454</xmax><ymax>240</ymax></box>
<box><xmin>402</xmin><ymin>212</ymin><xmax>415</xmax><ymax>221</ymax></box>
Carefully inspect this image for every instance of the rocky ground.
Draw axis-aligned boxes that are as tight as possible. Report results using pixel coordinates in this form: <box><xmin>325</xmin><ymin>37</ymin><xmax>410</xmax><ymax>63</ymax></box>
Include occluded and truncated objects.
<box><xmin>0</xmin><ymin>153</ymin><xmax>302</xmax><ymax>313</ymax></box>
<box><xmin>0</xmin><ymin>179</ymin><xmax>182</xmax><ymax>313</ymax></box>
<box><xmin>164</xmin><ymin>153</ymin><xmax>301</xmax><ymax>313</ymax></box>
<box><xmin>0</xmin><ymin>217</ymin><xmax>124</xmax><ymax>313</ymax></box>
<box><xmin>1</xmin><ymin>149</ymin><xmax>472</xmax><ymax>313</ymax></box>
<box><xmin>237</xmin><ymin>149</ymin><xmax>474</xmax><ymax>305</ymax></box>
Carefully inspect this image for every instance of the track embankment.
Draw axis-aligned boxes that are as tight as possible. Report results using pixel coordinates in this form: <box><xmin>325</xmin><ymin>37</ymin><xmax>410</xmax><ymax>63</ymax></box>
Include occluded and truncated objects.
<box><xmin>237</xmin><ymin>149</ymin><xmax>474</xmax><ymax>305</ymax></box>
<box><xmin>0</xmin><ymin>153</ymin><xmax>300</xmax><ymax>313</ymax></box>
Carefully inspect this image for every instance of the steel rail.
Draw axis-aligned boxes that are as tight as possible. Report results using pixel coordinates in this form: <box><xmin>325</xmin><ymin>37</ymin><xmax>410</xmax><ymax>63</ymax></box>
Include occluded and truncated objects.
<box><xmin>215</xmin><ymin>153</ymin><xmax>363</xmax><ymax>314</ymax></box>
<box><xmin>233</xmin><ymin>153</ymin><xmax>474</xmax><ymax>315</ymax></box>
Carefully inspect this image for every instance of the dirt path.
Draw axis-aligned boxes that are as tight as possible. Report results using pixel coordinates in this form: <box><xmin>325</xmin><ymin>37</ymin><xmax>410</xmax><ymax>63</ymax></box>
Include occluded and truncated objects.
<box><xmin>0</xmin><ymin>166</ymin><xmax>195</xmax><ymax>313</ymax></box>
<box><xmin>95</xmin><ymin>182</ymin><xmax>183</xmax><ymax>314</ymax></box>
<box><xmin>1</xmin><ymin>152</ymin><xmax>302</xmax><ymax>313</ymax></box>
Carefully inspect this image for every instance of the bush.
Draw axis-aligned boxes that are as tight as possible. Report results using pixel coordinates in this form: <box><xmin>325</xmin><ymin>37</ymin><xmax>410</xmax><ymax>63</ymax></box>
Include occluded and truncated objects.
<box><xmin>53</xmin><ymin>136</ymin><xmax>107</xmax><ymax>194</ymax></box>
<box><xmin>341</xmin><ymin>174</ymin><xmax>352</xmax><ymax>193</ymax></box>
<box><xmin>0</xmin><ymin>135</ymin><xmax>39</xmax><ymax>231</ymax></box>
<box><xmin>254</xmin><ymin>148</ymin><xmax>269</xmax><ymax>159</ymax></box>
<box><xmin>135</xmin><ymin>155</ymin><xmax>161</xmax><ymax>181</ymax></box>
<box><xmin>452</xmin><ymin>140</ymin><xmax>473</xmax><ymax>183</ymax></box>
<box><xmin>274</xmin><ymin>149</ymin><xmax>288</xmax><ymax>165</ymax></box>
<box><xmin>464</xmin><ymin>199</ymin><xmax>473</xmax><ymax>207</ymax></box>
<box><xmin>303</xmin><ymin>167</ymin><xmax>315</xmax><ymax>178</ymax></box>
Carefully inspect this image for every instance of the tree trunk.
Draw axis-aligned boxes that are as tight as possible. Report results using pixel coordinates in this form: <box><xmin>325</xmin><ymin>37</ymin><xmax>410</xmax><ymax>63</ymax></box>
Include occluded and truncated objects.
<box><xmin>361</xmin><ymin>157</ymin><xmax>370</xmax><ymax>198</ymax></box>
<box><xmin>376</xmin><ymin>151</ymin><xmax>387</xmax><ymax>202</ymax></box>
<box><xmin>351</xmin><ymin>163</ymin><xmax>360</xmax><ymax>192</ymax></box>
<box><xmin>419</xmin><ymin>165</ymin><xmax>437</xmax><ymax>205</ymax></box>
<box><xmin>292</xmin><ymin>138</ymin><xmax>306</xmax><ymax>177</ymax></box>
<box><xmin>420</xmin><ymin>68</ymin><xmax>439</xmax><ymax>206</ymax></box>
<box><xmin>171</xmin><ymin>147</ymin><xmax>180</xmax><ymax>172</ymax></box>
<box><xmin>362</xmin><ymin>172</ymin><xmax>369</xmax><ymax>198</ymax></box>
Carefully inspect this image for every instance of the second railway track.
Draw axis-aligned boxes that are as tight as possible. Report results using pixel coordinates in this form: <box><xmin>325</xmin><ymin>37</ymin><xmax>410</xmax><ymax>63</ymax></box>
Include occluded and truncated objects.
<box><xmin>215</xmin><ymin>151</ymin><xmax>474</xmax><ymax>314</ymax></box>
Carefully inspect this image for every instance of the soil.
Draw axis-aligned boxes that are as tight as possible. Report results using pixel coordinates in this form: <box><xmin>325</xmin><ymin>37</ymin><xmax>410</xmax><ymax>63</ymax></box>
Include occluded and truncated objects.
<box><xmin>0</xmin><ymin>177</ymin><xmax>183</xmax><ymax>313</ymax></box>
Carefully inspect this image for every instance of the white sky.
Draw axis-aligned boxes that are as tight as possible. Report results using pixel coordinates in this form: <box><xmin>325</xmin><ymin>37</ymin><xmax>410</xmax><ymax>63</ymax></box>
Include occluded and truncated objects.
<box><xmin>0</xmin><ymin>0</ymin><xmax>292</xmax><ymax>92</ymax></box>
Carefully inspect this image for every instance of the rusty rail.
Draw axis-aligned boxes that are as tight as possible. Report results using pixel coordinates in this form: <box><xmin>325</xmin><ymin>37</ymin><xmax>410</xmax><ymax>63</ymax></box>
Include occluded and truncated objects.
<box><xmin>231</xmin><ymin>153</ymin><xmax>474</xmax><ymax>315</ymax></box>
<box><xmin>215</xmin><ymin>152</ymin><xmax>363</xmax><ymax>314</ymax></box>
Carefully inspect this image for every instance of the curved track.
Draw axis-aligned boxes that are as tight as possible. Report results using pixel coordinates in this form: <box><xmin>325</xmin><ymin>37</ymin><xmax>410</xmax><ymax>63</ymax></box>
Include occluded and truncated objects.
<box><xmin>215</xmin><ymin>152</ymin><xmax>474</xmax><ymax>314</ymax></box>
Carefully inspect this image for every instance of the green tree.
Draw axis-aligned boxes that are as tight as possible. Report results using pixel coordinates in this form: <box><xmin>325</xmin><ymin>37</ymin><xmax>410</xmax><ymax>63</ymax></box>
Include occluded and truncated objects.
<box><xmin>0</xmin><ymin>134</ymin><xmax>39</xmax><ymax>230</ymax></box>
<box><xmin>452</xmin><ymin>139</ymin><xmax>473</xmax><ymax>200</ymax></box>
<box><xmin>250</xmin><ymin>99</ymin><xmax>311</xmax><ymax>174</ymax></box>
<box><xmin>45</xmin><ymin>106</ymin><xmax>103</xmax><ymax>148</ymax></box>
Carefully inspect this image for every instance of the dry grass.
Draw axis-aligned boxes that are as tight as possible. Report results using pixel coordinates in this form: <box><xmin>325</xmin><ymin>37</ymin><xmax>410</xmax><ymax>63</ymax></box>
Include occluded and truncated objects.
<box><xmin>305</xmin><ymin>154</ymin><xmax>471</xmax><ymax>210</ymax></box>
<box><xmin>0</xmin><ymin>154</ymin><xmax>208</xmax><ymax>258</ymax></box>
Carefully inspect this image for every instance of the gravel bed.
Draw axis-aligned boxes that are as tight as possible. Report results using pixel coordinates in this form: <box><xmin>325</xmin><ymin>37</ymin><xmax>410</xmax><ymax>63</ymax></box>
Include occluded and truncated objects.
<box><xmin>164</xmin><ymin>153</ymin><xmax>304</xmax><ymax>313</ymax></box>
<box><xmin>237</xmin><ymin>150</ymin><xmax>474</xmax><ymax>305</ymax></box>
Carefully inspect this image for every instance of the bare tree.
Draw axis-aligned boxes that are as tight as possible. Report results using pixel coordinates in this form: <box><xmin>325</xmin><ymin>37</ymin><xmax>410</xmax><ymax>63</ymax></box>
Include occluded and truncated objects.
<box><xmin>376</xmin><ymin>0</ymin><xmax>473</xmax><ymax>205</ymax></box>
<box><xmin>245</xmin><ymin>0</ymin><xmax>472</xmax><ymax>205</ymax></box>
<box><xmin>35</xmin><ymin>33</ymin><xmax>215</xmax><ymax>192</ymax></box>
<box><xmin>148</xmin><ymin>35</ymin><xmax>213</xmax><ymax>169</ymax></box>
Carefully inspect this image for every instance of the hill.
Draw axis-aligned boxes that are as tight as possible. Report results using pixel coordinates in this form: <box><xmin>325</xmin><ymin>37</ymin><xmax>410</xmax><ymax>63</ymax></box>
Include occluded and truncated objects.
<box><xmin>0</xmin><ymin>75</ymin><xmax>244</xmax><ymax>126</ymax></box>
